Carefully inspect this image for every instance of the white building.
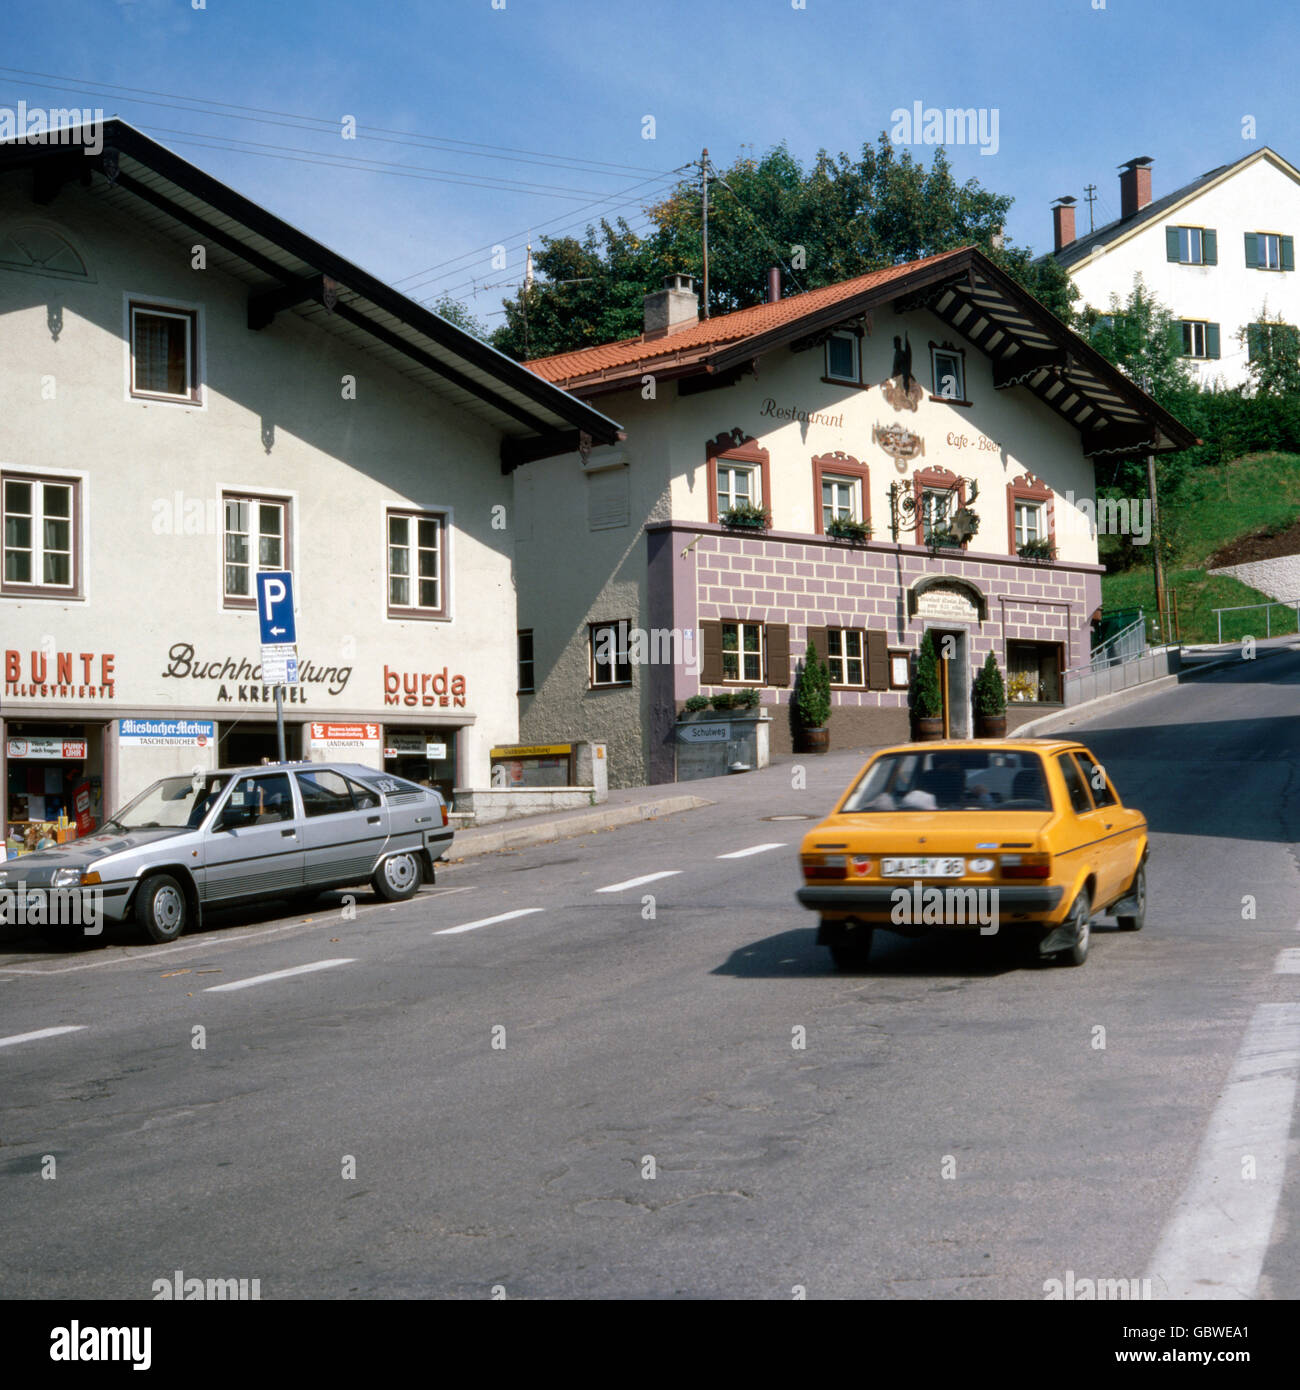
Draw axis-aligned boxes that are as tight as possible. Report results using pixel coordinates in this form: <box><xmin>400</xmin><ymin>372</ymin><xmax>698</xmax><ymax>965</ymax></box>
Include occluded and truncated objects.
<box><xmin>1049</xmin><ymin>148</ymin><xmax>1300</xmax><ymax>388</ymax></box>
<box><xmin>0</xmin><ymin>120</ymin><xmax>620</xmax><ymax>844</ymax></box>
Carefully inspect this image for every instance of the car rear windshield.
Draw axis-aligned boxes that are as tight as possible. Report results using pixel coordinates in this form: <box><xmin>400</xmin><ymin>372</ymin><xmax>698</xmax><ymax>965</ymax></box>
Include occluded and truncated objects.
<box><xmin>842</xmin><ymin>750</ymin><xmax>1052</xmax><ymax>813</ymax></box>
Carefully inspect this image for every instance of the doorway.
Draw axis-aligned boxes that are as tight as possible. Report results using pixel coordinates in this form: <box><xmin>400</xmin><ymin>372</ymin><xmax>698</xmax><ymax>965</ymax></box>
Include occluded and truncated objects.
<box><xmin>218</xmin><ymin>720</ymin><xmax>301</xmax><ymax>768</ymax></box>
<box><xmin>926</xmin><ymin>627</ymin><xmax>971</xmax><ymax>738</ymax></box>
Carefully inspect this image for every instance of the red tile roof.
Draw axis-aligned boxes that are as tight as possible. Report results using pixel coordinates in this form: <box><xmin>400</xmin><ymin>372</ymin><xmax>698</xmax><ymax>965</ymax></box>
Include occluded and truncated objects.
<box><xmin>525</xmin><ymin>248</ymin><xmax>972</xmax><ymax>385</ymax></box>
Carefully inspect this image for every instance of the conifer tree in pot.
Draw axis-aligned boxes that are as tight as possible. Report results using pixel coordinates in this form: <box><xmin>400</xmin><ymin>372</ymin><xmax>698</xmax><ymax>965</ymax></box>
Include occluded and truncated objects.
<box><xmin>794</xmin><ymin>638</ymin><xmax>832</xmax><ymax>753</ymax></box>
<box><xmin>909</xmin><ymin>631</ymin><xmax>944</xmax><ymax>741</ymax></box>
<box><xmin>972</xmin><ymin>651</ymin><xmax>1007</xmax><ymax>738</ymax></box>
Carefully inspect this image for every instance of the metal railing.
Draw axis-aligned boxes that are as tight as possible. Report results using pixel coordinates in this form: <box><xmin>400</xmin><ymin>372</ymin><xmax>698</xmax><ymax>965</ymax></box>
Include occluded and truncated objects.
<box><xmin>1211</xmin><ymin>599</ymin><xmax>1300</xmax><ymax>644</ymax></box>
<box><xmin>1089</xmin><ymin>614</ymin><xmax>1147</xmax><ymax>670</ymax></box>
<box><xmin>1062</xmin><ymin>642</ymin><xmax>1180</xmax><ymax>707</ymax></box>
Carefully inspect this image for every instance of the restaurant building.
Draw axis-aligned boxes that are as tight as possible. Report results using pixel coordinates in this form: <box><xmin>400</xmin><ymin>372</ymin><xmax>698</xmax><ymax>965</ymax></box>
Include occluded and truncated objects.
<box><xmin>516</xmin><ymin>248</ymin><xmax>1194</xmax><ymax>786</ymax></box>
<box><xmin>0</xmin><ymin>120</ymin><xmax>620</xmax><ymax>845</ymax></box>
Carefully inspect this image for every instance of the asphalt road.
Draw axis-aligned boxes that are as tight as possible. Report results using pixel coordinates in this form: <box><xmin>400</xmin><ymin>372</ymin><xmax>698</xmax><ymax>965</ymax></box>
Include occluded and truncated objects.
<box><xmin>3</xmin><ymin>647</ymin><xmax>1300</xmax><ymax>1300</ymax></box>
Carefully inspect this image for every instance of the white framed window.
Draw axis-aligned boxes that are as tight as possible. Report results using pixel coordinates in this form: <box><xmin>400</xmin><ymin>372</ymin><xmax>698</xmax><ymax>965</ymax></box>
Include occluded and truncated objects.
<box><xmin>722</xmin><ymin>621</ymin><xmax>763</xmax><ymax>682</ymax></box>
<box><xmin>1259</xmin><ymin>233</ymin><xmax>1281</xmax><ymax>270</ymax></box>
<box><xmin>716</xmin><ymin>463</ymin><xmax>758</xmax><ymax>515</ymax></box>
<box><xmin>1181</xmin><ymin>320</ymin><xmax>1210</xmax><ymax>358</ymax></box>
<box><xmin>825</xmin><ymin>331</ymin><xmax>859</xmax><ymax>383</ymax></box>
<box><xmin>821</xmin><ymin>475</ymin><xmax>860</xmax><ymax>529</ymax></box>
<box><xmin>825</xmin><ymin>628</ymin><xmax>865</xmax><ymax>687</ymax></box>
<box><xmin>920</xmin><ymin>487</ymin><xmax>948</xmax><ymax>541</ymax></box>
<box><xmin>129</xmin><ymin>301</ymin><xmax>200</xmax><ymax>402</ymax></box>
<box><xmin>931</xmin><ymin>345</ymin><xmax>965</xmax><ymax>401</ymax></box>
<box><xmin>1178</xmin><ymin>227</ymin><xmax>1204</xmax><ymax>263</ymax></box>
<box><xmin>1014</xmin><ymin>501</ymin><xmax>1044</xmax><ymax>547</ymax></box>
<box><xmin>223</xmin><ymin>495</ymin><xmax>288</xmax><ymax>605</ymax></box>
<box><xmin>2</xmin><ymin>473</ymin><xmax>76</xmax><ymax>593</ymax></box>
<box><xmin>590</xmin><ymin>621</ymin><xmax>632</xmax><ymax>687</ymax></box>
<box><xmin>387</xmin><ymin>510</ymin><xmax>445</xmax><ymax>617</ymax></box>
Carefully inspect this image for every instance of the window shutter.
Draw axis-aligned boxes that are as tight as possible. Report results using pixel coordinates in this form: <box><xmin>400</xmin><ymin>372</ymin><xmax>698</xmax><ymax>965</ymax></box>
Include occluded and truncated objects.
<box><xmin>1165</xmin><ymin>227</ymin><xmax>1180</xmax><ymax>261</ymax></box>
<box><xmin>803</xmin><ymin>627</ymin><xmax>826</xmax><ymax>664</ymax></box>
<box><xmin>1203</xmin><ymin>228</ymin><xmax>1217</xmax><ymax>265</ymax></box>
<box><xmin>766</xmin><ymin>624</ymin><xmax>791</xmax><ymax>688</ymax></box>
<box><xmin>866</xmin><ymin>629</ymin><xmax>889</xmax><ymax>690</ymax></box>
<box><xmin>1245</xmin><ymin>232</ymin><xmax>1259</xmax><ymax>267</ymax></box>
<box><xmin>587</xmin><ymin>464</ymin><xmax>629</xmax><ymax>531</ymax></box>
<box><xmin>700</xmin><ymin>621</ymin><xmax>723</xmax><ymax>685</ymax></box>
<box><xmin>1283</xmin><ymin>236</ymin><xmax>1295</xmax><ymax>272</ymax></box>
<box><xmin>1206</xmin><ymin>323</ymin><xmax>1221</xmax><ymax>359</ymax></box>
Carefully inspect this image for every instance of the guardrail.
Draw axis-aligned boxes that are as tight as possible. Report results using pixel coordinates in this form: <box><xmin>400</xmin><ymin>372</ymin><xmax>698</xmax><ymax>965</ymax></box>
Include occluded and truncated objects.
<box><xmin>1090</xmin><ymin>614</ymin><xmax>1147</xmax><ymax>670</ymax></box>
<box><xmin>1062</xmin><ymin>643</ymin><xmax>1180</xmax><ymax>707</ymax></box>
<box><xmin>1211</xmin><ymin>599</ymin><xmax>1300</xmax><ymax>644</ymax></box>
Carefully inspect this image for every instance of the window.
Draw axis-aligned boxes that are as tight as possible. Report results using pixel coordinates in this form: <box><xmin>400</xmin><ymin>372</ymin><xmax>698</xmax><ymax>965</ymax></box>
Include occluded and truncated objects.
<box><xmin>1014</xmin><ymin>500</ymin><xmax>1044</xmax><ymax>547</ymax></box>
<box><xmin>517</xmin><ymin>630</ymin><xmax>535</xmax><ymax>693</ymax></box>
<box><xmin>1007</xmin><ymin>640</ymin><xmax>1062</xmax><ymax>703</ymax></box>
<box><xmin>227</xmin><ymin>773</ymin><xmax>295</xmax><ymax>824</ymax></box>
<box><xmin>931</xmin><ymin>345</ymin><xmax>966</xmax><ymax>401</ymax></box>
<box><xmin>1166</xmin><ymin>226</ymin><xmax>1216</xmax><ymax>265</ymax></box>
<box><xmin>224</xmin><ymin>495</ymin><xmax>288</xmax><ymax>604</ymax></box>
<box><xmin>295</xmin><ymin>769</ymin><xmax>356</xmax><ymax>818</ymax></box>
<box><xmin>1072</xmin><ymin>751</ymin><xmax>1117</xmax><ymax>808</ymax></box>
<box><xmin>825</xmin><ymin>628</ymin><xmax>865</xmax><ymax>687</ymax></box>
<box><xmin>1056</xmin><ymin>755</ymin><xmax>1093</xmax><ymax>815</ymax></box>
<box><xmin>1179</xmin><ymin>320</ymin><xmax>1219</xmax><ymax>359</ymax></box>
<box><xmin>821</xmin><ymin>475</ymin><xmax>860</xmax><ymax>529</ymax></box>
<box><xmin>1246</xmin><ymin>231</ymin><xmax>1294</xmax><ymax>271</ymax></box>
<box><xmin>590</xmin><ymin>621</ymin><xmax>631</xmax><ymax>687</ymax></box>
<box><xmin>722</xmin><ymin>621</ymin><xmax>763</xmax><ymax>682</ymax></box>
<box><xmin>921</xmin><ymin>487</ymin><xmax>948</xmax><ymax>541</ymax></box>
<box><xmin>387</xmin><ymin>509</ymin><xmax>445</xmax><ymax>617</ymax></box>
<box><xmin>825</xmin><ymin>331</ymin><xmax>859</xmax><ymax>383</ymax></box>
<box><xmin>130</xmin><ymin>301</ymin><xmax>200</xmax><ymax>402</ymax></box>
<box><xmin>2</xmin><ymin>473</ymin><xmax>76</xmax><ymax>594</ymax></box>
<box><xmin>716</xmin><ymin>462</ymin><xmax>758</xmax><ymax>516</ymax></box>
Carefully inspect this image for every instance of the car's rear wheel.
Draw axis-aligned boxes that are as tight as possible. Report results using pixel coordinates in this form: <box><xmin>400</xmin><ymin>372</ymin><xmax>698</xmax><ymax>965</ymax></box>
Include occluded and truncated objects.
<box><xmin>1058</xmin><ymin>892</ymin><xmax>1091</xmax><ymax>967</ymax></box>
<box><xmin>828</xmin><ymin>927</ymin><xmax>874</xmax><ymax>970</ymax></box>
<box><xmin>135</xmin><ymin>873</ymin><xmax>187</xmax><ymax>943</ymax></box>
<box><xmin>372</xmin><ymin>851</ymin><xmax>422</xmax><ymax>902</ymax></box>
<box><xmin>1115</xmin><ymin>863</ymin><xmax>1146</xmax><ymax>932</ymax></box>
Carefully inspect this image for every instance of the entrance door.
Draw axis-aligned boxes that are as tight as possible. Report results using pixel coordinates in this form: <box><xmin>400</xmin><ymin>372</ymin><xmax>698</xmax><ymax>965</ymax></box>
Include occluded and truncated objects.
<box><xmin>927</xmin><ymin>628</ymin><xmax>971</xmax><ymax>738</ymax></box>
<box><xmin>198</xmin><ymin>770</ymin><xmax>304</xmax><ymax>904</ymax></box>
<box><xmin>218</xmin><ymin>721</ymin><xmax>300</xmax><ymax>767</ymax></box>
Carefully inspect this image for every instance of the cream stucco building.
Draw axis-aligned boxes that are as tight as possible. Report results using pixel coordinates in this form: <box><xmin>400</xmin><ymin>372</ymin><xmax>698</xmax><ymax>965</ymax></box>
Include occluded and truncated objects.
<box><xmin>0</xmin><ymin>120</ymin><xmax>620</xmax><ymax>842</ymax></box>
<box><xmin>516</xmin><ymin>248</ymin><xmax>1194</xmax><ymax>787</ymax></box>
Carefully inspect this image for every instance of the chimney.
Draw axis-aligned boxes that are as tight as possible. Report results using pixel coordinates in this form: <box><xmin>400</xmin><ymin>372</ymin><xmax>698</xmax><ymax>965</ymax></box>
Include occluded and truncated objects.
<box><xmin>1052</xmin><ymin>196</ymin><xmax>1077</xmax><ymax>252</ymax></box>
<box><xmin>644</xmin><ymin>273</ymin><xmax>699</xmax><ymax>338</ymax></box>
<box><xmin>767</xmin><ymin>265</ymin><xmax>782</xmax><ymax>303</ymax></box>
<box><xmin>1118</xmin><ymin>157</ymin><xmax>1153</xmax><ymax>219</ymax></box>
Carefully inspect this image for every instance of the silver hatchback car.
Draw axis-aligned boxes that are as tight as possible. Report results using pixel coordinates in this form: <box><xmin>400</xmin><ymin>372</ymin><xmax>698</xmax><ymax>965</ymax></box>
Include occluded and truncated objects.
<box><xmin>0</xmin><ymin>761</ymin><xmax>453</xmax><ymax>944</ymax></box>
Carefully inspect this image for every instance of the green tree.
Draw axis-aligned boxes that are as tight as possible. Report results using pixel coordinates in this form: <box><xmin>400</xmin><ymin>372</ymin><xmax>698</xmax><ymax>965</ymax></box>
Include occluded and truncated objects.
<box><xmin>1241</xmin><ymin>310</ymin><xmax>1300</xmax><ymax>396</ymax></box>
<box><xmin>1075</xmin><ymin>274</ymin><xmax>1191</xmax><ymax>402</ymax></box>
<box><xmin>795</xmin><ymin>639</ymin><xmax>832</xmax><ymax>730</ymax></box>
<box><xmin>909</xmin><ymin>632</ymin><xmax>942</xmax><ymax>719</ymax></box>
<box><xmin>430</xmin><ymin>293</ymin><xmax>489</xmax><ymax>342</ymax></box>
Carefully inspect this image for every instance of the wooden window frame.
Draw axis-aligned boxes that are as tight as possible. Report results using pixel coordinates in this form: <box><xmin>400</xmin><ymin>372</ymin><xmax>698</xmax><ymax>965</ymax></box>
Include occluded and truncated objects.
<box><xmin>222</xmin><ymin>493</ymin><xmax>291</xmax><ymax>612</ymax></box>
<box><xmin>912</xmin><ymin>465</ymin><xmax>968</xmax><ymax>547</ymax></box>
<box><xmin>823</xmin><ymin>329</ymin><xmax>866</xmax><ymax>388</ymax></box>
<box><xmin>811</xmin><ymin>451</ymin><xmax>871</xmax><ymax>536</ymax></box>
<box><xmin>928</xmin><ymin>340</ymin><xmax>971</xmax><ymax>407</ymax></box>
<box><xmin>1005</xmin><ymin>472</ymin><xmax>1056</xmax><ymax>557</ymax></box>
<box><xmin>0</xmin><ymin>470</ymin><xmax>81</xmax><ymax>599</ymax></box>
<box><xmin>129</xmin><ymin>300</ymin><xmax>202</xmax><ymax>404</ymax></box>
<box><xmin>720</xmin><ymin>619</ymin><xmax>765</xmax><ymax>685</ymax></box>
<box><xmin>888</xmin><ymin>650</ymin><xmax>910</xmax><ymax>690</ymax></box>
<box><xmin>386</xmin><ymin>507</ymin><xmax>447</xmax><ymax>621</ymax></box>
<box><xmin>589</xmin><ymin>620</ymin><xmax>633</xmax><ymax>689</ymax></box>
<box><xmin>705</xmin><ymin>431</ymin><xmax>772</xmax><ymax>525</ymax></box>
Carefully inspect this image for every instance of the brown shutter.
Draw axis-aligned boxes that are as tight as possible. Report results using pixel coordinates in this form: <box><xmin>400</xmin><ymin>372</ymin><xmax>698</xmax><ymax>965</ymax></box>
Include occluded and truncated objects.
<box><xmin>766</xmin><ymin>624</ymin><xmax>791</xmax><ymax>688</ymax></box>
<box><xmin>700</xmin><ymin>621</ymin><xmax>723</xmax><ymax>684</ymax></box>
<box><xmin>866</xmin><ymin>629</ymin><xmax>889</xmax><ymax>690</ymax></box>
<box><xmin>803</xmin><ymin>627</ymin><xmax>827</xmax><ymax>665</ymax></box>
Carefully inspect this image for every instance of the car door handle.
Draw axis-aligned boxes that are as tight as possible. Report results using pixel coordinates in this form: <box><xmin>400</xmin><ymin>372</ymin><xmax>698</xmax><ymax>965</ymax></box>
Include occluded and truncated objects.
<box><xmin>367</xmin><ymin>815</ymin><xmax>381</xmax><ymax>824</ymax></box>
<box><xmin>281</xmin><ymin>828</ymin><xmax>297</xmax><ymax>838</ymax></box>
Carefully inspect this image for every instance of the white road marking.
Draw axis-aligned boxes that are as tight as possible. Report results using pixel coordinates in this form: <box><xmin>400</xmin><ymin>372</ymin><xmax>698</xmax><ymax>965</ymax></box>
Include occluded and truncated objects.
<box><xmin>595</xmin><ymin>871</ymin><xmax>681</xmax><ymax>893</ymax></box>
<box><xmin>716</xmin><ymin>843</ymin><xmax>787</xmax><ymax>859</ymax></box>
<box><xmin>435</xmin><ymin>908</ymin><xmax>544</xmax><ymax>936</ymax></box>
<box><xmin>1146</xmin><ymin>1002</ymin><xmax>1300</xmax><ymax>1299</ymax></box>
<box><xmin>0</xmin><ymin>1025</ymin><xmax>87</xmax><ymax>1049</ymax></box>
<box><xmin>204</xmin><ymin>958</ymin><xmax>355</xmax><ymax>993</ymax></box>
<box><xmin>1274</xmin><ymin>948</ymin><xmax>1300</xmax><ymax>973</ymax></box>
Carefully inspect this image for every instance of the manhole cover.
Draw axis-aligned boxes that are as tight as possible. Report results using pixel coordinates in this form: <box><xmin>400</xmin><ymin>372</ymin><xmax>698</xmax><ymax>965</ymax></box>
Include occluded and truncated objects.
<box><xmin>762</xmin><ymin>814</ymin><xmax>814</xmax><ymax>821</ymax></box>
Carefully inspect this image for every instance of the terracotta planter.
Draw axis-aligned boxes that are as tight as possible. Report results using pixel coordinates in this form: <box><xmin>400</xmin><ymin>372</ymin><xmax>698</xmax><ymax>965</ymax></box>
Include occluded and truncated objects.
<box><xmin>912</xmin><ymin>716</ymin><xmax>944</xmax><ymax>742</ymax></box>
<box><xmin>797</xmin><ymin>727</ymin><xmax>830</xmax><ymax>754</ymax></box>
<box><xmin>975</xmin><ymin>713</ymin><xmax>1007</xmax><ymax>738</ymax></box>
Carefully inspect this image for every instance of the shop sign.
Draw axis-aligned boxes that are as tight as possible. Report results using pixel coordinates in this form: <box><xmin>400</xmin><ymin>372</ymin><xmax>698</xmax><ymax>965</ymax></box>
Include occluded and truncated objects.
<box><xmin>384</xmin><ymin>666</ymin><xmax>467</xmax><ymax>709</ymax></box>
<box><xmin>309</xmin><ymin>722</ymin><xmax>381</xmax><ymax>749</ymax></box>
<box><xmin>489</xmin><ymin>744</ymin><xmax>572</xmax><ymax>759</ymax></box>
<box><xmin>160</xmin><ymin>644</ymin><xmax>351</xmax><ymax>704</ymax></box>
<box><xmin>4</xmin><ymin>650</ymin><xmax>115</xmax><ymax>700</ymax></box>
<box><xmin>118</xmin><ymin>718</ymin><xmax>215</xmax><ymax>748</ymax></box>
<box><xmin>6</xmin><ymin>738</ymin><xmax>88</xmax><ymax>760</ymax></box>
<box><xmin>385</xmin><ymin>734</ymin><xmax>447</xmax><ymax>758</ymax></box>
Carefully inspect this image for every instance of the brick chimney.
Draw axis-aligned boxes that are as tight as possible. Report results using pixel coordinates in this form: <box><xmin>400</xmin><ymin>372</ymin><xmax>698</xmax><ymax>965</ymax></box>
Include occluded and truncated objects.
<box><xmin>644</xmin><ymin>273</ymin><xmax>699</xmax><ymax>339</ymax></box>
<box><xmin>1119</xmin><ymin>157</ymin><xmax>1153</xmax><ymax>219</ymax></box>
<box><xmin>1052</xmin><ymin>197</ymin><xmax>1077</xmax><ymax>252</ymax></box>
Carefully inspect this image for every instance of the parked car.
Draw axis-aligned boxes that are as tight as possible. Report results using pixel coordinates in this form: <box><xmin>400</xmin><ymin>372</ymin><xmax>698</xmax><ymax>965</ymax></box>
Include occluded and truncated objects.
<box><xmin>795</xmin><ymin>740</ymin><xmax>1147</xmax><ymax>969</ymax></box>
<box><xmin>0</xmin><ymin>762</ymin><xmax>453</xmax><ymax>944</ymax></box>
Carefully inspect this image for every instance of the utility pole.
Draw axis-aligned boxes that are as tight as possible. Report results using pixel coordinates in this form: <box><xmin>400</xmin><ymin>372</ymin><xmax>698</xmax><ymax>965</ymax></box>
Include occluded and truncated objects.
<box><xmin>701</xmin><ymin>147</ymin><xmax>710</xmax><ymax>320</ymax></box>
<box><xmin>1084</xmin><ymin>183</ymin><xmax>1098</xmax><ymax>233</ymax></box>
<box><xmin>1140</xmin><ymin>376</ymin><xmax>1167</xmax><ymax>645</ymax></box>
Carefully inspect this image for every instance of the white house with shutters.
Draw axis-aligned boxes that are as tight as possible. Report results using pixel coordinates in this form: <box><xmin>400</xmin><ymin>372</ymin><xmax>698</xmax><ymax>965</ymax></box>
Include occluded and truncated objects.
<box><xmin>1047</xmin><ymin>148</ymin><xmax>1300</xmax><ymax>387</ymax></box>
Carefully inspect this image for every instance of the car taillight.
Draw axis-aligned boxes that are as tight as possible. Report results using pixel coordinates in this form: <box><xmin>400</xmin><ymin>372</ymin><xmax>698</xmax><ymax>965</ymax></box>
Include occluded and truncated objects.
<box><xmin>1000</xmin><ymin>854</ymin><xmax>1050</xmax><ymax>879</ymax></box>
<box><xmin>802</xmin><ymin>854</ymin><xmax>847</xmax><ymax>881</ymax></box>
<box><xmin>441</xmin><ymin>803</ymin><xmax>448</xmax><ymax>827</ymax></box>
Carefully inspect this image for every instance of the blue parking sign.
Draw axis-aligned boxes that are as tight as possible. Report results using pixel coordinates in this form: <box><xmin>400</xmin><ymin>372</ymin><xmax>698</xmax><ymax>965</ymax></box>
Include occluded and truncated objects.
<box><xmin>256</xmin><ymin>571</ymin><xmax>297</xmax><ymax>645</ymax></box>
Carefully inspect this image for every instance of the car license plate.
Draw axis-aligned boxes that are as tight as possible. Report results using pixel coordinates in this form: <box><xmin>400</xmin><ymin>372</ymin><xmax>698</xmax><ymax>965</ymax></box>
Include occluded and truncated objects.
<box><xmin>882</xmin><ymin>857</ymin><xmax>965</xmax><ymax>877</ymax></box>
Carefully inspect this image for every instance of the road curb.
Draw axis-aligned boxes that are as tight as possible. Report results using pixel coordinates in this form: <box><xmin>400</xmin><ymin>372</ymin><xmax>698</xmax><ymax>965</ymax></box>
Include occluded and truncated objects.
<box><xmin>445</xmin><ymin>794</ymin><xmax>712</xmax><ymax>860</ymax></box>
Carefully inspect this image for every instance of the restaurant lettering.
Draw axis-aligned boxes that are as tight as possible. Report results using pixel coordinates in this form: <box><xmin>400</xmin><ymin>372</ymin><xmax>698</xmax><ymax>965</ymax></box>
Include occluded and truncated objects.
<box><xmin>759</xmin><ymin>397</ymin><xmax>844</xmax><ymax>429</ymax></box>
<box><xmin>384</xmin><ymin>665</ymin><xmax>467</xmax><ymax>708</ymax></box>
<box><xmin>161</xmin><ymin>643</ymin><xmax>352</xmax><ymax>704</ymax></box>
<box><xmin>4</xmin><ymin>649</ymin><xmax>115</xmax><ymax>699</ymax></box>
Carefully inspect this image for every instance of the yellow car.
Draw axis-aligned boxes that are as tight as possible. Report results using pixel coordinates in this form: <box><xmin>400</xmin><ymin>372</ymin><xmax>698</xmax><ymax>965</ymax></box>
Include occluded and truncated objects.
<box><xmin>796</xmin><ymin>739</ymin><xmax>1148</xmax><ymax>969</ymax></box>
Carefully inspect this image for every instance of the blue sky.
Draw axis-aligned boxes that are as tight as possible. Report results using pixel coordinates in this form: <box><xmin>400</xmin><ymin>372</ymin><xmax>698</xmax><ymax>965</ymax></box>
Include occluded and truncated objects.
<box><xmin>0</xmin><ymin>0</ymin><xmax>1294</xmax><ymax>331</ymax></box>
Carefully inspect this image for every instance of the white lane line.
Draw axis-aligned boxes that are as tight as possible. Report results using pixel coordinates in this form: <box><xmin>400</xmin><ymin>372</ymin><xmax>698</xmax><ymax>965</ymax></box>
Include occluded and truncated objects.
<box><xmin>0</xmin><ymin>1025</ymin><xmax>87</xmax><ymax>1050</ymax></box>
<box><xmin>595</xmin><ymin>871</ymin><xmax>681</xmax><ymax>893</ymax></box>
<box><xmin>435</xmin><ymin>908</ymin><xmax>544</xmax><ymax>936</ymax></box>
<box><xmin>1274</xmin><ymin>948</ymin><xmax>1300</xmax><ymax>973</ymax></box>
<box><xmin>1146</xmin><ymin>1002</ymin><xmax>1300</xmax><ymax>1299</ymax></box>
<box><xmin>716</xmin><ymin>843</ymin><xmax>787</xmax><ymax>859</ymax></box>
<box><xmin>204</xmin><ymin>958</ymin><xmax>356</xmax><ymax>993</ymax></box>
